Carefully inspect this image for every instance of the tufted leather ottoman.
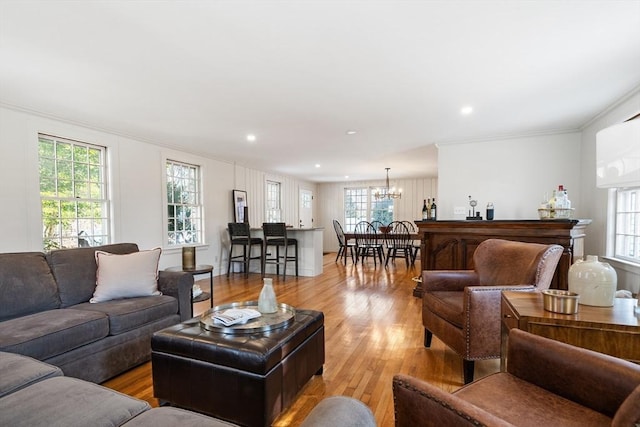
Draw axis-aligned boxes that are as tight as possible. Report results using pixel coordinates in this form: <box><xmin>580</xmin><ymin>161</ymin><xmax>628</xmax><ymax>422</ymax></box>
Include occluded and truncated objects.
<box><xmin>151</xmin><ymin>309</ymin><xmax>324</xmax><ymax>427</ymax></box>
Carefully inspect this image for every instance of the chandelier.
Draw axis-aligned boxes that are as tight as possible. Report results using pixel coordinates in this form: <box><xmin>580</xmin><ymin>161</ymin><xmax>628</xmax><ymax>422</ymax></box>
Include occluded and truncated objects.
<box><xmin>374</xmin><ymin>168</ymin><xmax>402</xmax><ymax>200</ymax></box>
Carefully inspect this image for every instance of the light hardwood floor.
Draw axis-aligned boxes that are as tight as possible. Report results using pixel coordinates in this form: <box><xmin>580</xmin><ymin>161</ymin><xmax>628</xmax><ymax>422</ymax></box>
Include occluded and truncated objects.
<box><xmin>102</xmin><ymin>253</ymin><xmax>499</xmax><ymax>426</ymax></box>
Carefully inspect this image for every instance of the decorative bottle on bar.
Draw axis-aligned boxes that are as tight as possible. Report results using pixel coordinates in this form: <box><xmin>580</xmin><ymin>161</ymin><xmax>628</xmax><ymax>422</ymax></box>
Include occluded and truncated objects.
<box><xmin>258</xmin><ymin>277</ymin><xmax>278</xmax><ymax>313</ymax></box>
<box><xmin>422</xmin><ymin>199</ymin><xmax>429</xmax><ymax>220</ymax></box>
<box><xmin>486</xmin><ymin>202</ymin><xmax>494</xmax><ymax>220</ymax></box>
<box><xmin>430</xmin><ymin>198</ymin><xmax>437</xmax><ymax>221</ymax></box>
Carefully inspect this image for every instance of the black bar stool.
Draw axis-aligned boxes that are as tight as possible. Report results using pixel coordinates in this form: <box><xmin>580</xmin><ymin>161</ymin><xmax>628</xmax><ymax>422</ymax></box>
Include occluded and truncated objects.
<box><xmin>262</xmin><ymin>222</ymin><xmax>298</xmax><ymax>280</ymax></box>
<box><xmin>227</xmin><ymin>222</ymin><xmax>264</xmax><ymax>277</ymax></box>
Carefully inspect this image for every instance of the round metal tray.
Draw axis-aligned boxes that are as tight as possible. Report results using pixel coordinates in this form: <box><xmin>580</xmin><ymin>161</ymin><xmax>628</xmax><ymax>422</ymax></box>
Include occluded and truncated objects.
<box><xmin>199</xmin><ymin>301</ymin><xmax>295</xmax><ymax>334</ymax></box>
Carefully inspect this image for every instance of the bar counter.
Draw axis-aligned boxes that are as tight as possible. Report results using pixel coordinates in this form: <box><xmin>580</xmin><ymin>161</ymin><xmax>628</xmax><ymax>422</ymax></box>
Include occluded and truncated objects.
<box><xmin>413</xmin><ymin>219</ymin><xmax>591</xmax><ymax>297</ymax></box>
<box><xmin>250</xmin><ymin>227</ymin><xmax>324</xmax><ymax>277</ymax></box>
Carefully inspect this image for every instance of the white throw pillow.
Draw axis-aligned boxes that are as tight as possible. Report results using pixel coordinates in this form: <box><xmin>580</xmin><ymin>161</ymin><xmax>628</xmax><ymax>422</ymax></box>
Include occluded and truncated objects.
<box><xmin>91</xmin><ymin>248</ymin><xmax>162</xmax><ymax>303</ymax></box>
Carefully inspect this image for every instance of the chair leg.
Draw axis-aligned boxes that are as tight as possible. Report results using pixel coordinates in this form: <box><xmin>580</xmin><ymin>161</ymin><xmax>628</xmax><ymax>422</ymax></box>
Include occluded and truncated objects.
<box><xmin>294</xmin><ymin>242</ymin><xmax>298</xmax><ymax>276</ymax></box>
<box><xmin>260</xmin><ymin>243</ymin><xmax>265</xmax><ymax>278</ymax></box>
<box><xmin>244</xmin><ymin>244</ymin><xmax>249</xmax><ymax>277</ymax></box>
<box><xmin>283</xmin><ymin>244</ymin><xmax>287</xmax><ymax>281</ymax></box>
<box><xmin>227</xmin><ymin>244</ymin><xmax>233</xmax><ymax>277</ymax></box>
<box><xmin>276</xmin><ymin>245</ymin><xmax>280</xmax><ymax>276</ymax></box>
<box><xmin>463</xmin><ymin>360</ymin><xmax>475</xmax><ymax>384</ymax></box>
<box><xmin>424</xmin><ymin>329</ymin><xmax>433</xmax><ymax>347</ymax></box>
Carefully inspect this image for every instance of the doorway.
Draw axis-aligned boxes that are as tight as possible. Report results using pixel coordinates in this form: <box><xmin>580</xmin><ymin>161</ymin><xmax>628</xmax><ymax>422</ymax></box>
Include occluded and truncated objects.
<box><xmin>299</xmin><ymin>189</ymin><xmax>313</xmax><ymax>228</ymax></box>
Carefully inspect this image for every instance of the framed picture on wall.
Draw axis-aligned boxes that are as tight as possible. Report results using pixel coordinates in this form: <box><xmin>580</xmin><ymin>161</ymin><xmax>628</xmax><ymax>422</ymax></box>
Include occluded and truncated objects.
<box><xmin>233</xmin><ymin>190</ymin><xmax>247</xmax><ymax>223</ymax></box>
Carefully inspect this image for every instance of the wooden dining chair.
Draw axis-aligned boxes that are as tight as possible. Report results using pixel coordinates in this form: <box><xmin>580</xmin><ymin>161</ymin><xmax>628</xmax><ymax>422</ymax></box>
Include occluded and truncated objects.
<box><xmin>354</xmin><ymin>221</ymin><xmax>384</xmax><ymax>266</ymax></box>
<box><xmin>385</xmin><ymin>221</ymin><xmax>413</xmax><ymax>267</ymax></box>
<box><xmin>333</xmin><ymin>219</ymin><xmax>356</xmax><ymax>264</ymax></box>
<box><xmin>402</xmin><ymin>220</ymin><xmax>420</xmax><ymax>266</ymax></box>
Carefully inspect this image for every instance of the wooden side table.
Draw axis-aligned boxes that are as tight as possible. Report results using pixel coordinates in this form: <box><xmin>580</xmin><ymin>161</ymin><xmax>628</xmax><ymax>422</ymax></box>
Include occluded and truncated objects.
<box><xmin>165</xmin><ymin>264</ymin><xmax>214</xmax><ymax>317</ymax></box>
<box><xmin>501</xmin><ymin>290</ymin><xmax>640</xmax><ymax>370</ymax></box>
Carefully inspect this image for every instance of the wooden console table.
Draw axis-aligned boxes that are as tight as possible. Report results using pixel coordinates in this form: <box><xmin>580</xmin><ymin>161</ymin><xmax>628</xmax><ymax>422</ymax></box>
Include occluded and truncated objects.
<box><xmin>500</xmin><ymin>291</ymin><xmax>640</xmax><ymax>370</ymax></box>
<box><xmin>413</xmin><ymin>219</ymin><xmax>590</xmax><ymax>297</ymax></box>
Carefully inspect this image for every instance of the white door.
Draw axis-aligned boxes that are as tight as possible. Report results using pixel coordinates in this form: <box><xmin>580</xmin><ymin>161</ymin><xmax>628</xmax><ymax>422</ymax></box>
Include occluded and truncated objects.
<box><xmin>299</xmin><ymin>189</ymin><xmax>313</xmax><ymax>228</ymax></box>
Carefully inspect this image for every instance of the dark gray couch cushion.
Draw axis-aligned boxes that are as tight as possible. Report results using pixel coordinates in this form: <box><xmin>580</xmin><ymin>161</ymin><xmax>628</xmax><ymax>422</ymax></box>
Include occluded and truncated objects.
<box><xmin>123</xmin><ymin>407</ymin><xmax>239</xmax><ymax>427</ymax></box>
<box><xmin>72</xmin><ymin>295</ymin><xmax>179</xmax><ymax>335</ymax></box>
<box><xmin>0</xmin><ymin>309</ymin><xmax>108</xmax><ymax>360</ymax></box>
<box><xmin>0</xmin><ymin>252</ymin><xmax>60</xmax><ymax>321</ymax></box>
<box><xmin>0</xmin><ymin>351</ymin><xmax>63</xmax><ymax>398</ymax></box>
<box><xmin>46</xmin><ymin>243</ymin><xmax>139</xmax><ymax>308</ymax></box>
<box><xmin>0</xmin><ymin>376</ymin><xmax>150</xmax><ymax>427</ymax></box>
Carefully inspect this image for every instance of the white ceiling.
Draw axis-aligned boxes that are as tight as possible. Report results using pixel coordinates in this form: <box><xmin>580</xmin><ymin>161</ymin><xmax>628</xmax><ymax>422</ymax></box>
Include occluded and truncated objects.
<box><xmin>1</xmin><ymin>1</ymin><xmax>639</xmax><ymax>182</ymax></box>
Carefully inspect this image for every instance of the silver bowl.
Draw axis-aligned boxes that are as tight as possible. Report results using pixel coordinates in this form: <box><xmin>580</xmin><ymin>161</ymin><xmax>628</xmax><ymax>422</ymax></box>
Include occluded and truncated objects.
<box><xmin>542</xmin><ymin>289</ymin><xmax>579</xmax><ymax>314</ymax></box>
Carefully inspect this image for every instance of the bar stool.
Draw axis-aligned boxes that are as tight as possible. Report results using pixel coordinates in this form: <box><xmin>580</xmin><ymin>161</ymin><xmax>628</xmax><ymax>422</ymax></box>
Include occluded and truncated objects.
<box><xmin>262</xmin><ymin>222</ymin><xmax>298</xmax><ymax>280</ymax></box>
<box><xmin>227</xmin><ymin>222</ymin><xmax>264</xmax><ymax>277</ymax></box>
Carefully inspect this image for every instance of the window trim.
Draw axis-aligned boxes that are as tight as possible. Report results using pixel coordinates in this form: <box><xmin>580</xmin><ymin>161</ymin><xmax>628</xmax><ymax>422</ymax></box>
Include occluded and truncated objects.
<box><xmin>38</xmin><ymin>133</ymin><xmax>110</xmax><ymax>250</ymax></box>
<box><xmin>265</xmin><ymin>180</ymin><xmax>282</xmax><ymax>223</ymax></box>
<box><xmin>163</xmin><ymin>158</ymin><xmax>205</xmax><ymax>248</ymax></box>
<box><xmin>343</xmin><ymin>186</ymin><xmax>396</xmax><ymax>232</ymax></box>
<box><xmin>607</xmin><ymin>186</ymin><xmax>640</xmax><ymax>266</ymax></box>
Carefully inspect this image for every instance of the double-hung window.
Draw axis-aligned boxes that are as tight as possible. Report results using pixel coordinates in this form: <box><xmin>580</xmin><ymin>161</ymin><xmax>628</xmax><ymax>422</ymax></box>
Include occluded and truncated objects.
<box><xmin>613</xmin><ymin>187</ymin><xmax>640</xmax><ymax>263</ymax></box>
<box><xmin>266</xmin><ymin>180</ymin><xmax>281</xmax><ymax>222</ymax></box>
<box><xmin>166</xmin><ymin>160</ymin><xmax>203</xmax><ymax>245</ymax></box>
<box><xmin>38</xmin><ymin>134</ymin><xmax>109</xmax><ymax>250</ymax></box>
<box><xmin>343</xmin><ymin>187</ymin><xmax>395</xmax><ymax>231</ymax></box>
<box><xmin>370</xmin><ymin>189</ymin><xmax>394</xmax><ymax>225</ymax></box>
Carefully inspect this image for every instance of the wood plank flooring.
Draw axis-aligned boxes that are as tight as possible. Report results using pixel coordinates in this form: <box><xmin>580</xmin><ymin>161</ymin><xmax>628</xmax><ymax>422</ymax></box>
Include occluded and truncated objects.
<box><xmin>102</xmin><ymin>253</ymin><xmax>499</xmax><ymax>426</ymax></box>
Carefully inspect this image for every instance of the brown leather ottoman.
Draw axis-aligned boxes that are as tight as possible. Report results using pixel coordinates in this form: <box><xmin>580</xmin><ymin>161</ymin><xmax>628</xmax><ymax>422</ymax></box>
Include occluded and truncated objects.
<box><xmin>151</xmin><ymin>309</ymin><xmax>324</xmax><ymax>427</ymax></box>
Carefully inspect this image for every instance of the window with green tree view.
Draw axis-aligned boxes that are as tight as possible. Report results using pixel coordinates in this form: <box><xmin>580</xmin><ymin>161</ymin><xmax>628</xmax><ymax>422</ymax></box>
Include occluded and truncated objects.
<box><xmin>344</xmin><ymin>187</ymin><xmax>394</xmax><ymax>232</ymax></box>
<box><xmin>166</xmin><ymin>160</ymin><xmax>202</xmax><ymax>246</ymax></box>
<box><xmin>38</xmin><ymin>134</ymin><xmax>109</xmax><ymax>250</ymax></box>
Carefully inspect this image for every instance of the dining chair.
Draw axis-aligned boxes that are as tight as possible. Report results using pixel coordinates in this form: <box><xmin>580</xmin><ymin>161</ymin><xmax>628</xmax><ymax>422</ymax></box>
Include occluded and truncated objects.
<box><xmin>354</xmin><ymin>221</ymin><xmax>384</xmax><ymax>266</ymax></box>
<box><xmin>385</xmin><ymin>221</ymin><xmax>413</xmax><ymax>267</ymax></box>
<box><xmin>262</xmin><ymin>222</ymin><xmax>298</xmax><ymax>280</ymax></box>
<box><xmin>370</xmin><ymin>220</ymin><xmax>389</xmax><ymax>257</ymax></box>
<box><xmin>402</xmin><ymin>220</ymin><xmax>420</xmax><ymax>265</ymax></box>
<box><xmin>227</xmin><ymin>222</ymin><xmax>264</xmax><ymax>277</ymax></box>
<box><xmin>333</xmin><ymin>219</ymin><xmax>356</xmax><ymax>264</ymax></box>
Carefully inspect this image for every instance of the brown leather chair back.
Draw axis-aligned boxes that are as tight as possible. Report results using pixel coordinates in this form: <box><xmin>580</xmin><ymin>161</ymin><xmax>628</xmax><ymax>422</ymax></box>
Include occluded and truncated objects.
<box><xmin>474</xmin><ymin>239</ymin><xmax>563</xmax><ymax>289</ymax></box>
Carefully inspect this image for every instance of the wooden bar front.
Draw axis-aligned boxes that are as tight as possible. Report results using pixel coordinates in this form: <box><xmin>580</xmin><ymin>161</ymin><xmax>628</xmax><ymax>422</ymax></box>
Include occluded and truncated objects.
<box><xmin>413</xmin><ymin>219</ymin><xmax>590</xmax><ymax>297</ymax></box>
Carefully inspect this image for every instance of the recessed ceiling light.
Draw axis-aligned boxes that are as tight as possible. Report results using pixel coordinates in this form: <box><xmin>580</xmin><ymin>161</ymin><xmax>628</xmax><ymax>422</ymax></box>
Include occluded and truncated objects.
<box><xmin>345</xmin><ymin>175</ymin><xmax>350</xmax><ymax>179</ymax></box>
<box><xmin>246</xmin><ymin>134</ymin><xmax>257</xmax><ymax>142</ymax></box>
<box><xmin>315</xmin><ymin>164</ymin><xmax>321</xmax><ymax>168</ymax></box>
<box><xmin>346</xmin><ymin>130</ymin><xmax>357</xmax><ymax>135</ymax></box>
<box><xmin>461</xmin><ymin>106</ymin><xmax>473</xmax><ymax>115</ymax></box>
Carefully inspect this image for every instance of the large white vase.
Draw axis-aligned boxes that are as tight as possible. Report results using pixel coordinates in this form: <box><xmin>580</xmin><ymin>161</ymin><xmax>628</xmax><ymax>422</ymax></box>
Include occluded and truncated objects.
<box><xmin>568</xmin><ymin>255</ymin><xmax>617</xmax><ymax>307</ymax></box>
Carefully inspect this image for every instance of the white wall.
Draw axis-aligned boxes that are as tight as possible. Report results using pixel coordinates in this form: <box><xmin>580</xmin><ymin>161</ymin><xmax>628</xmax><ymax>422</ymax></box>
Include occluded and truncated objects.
<box><xmin>3</xmin><ymin>88</ymin><xmax>639</xmax><ymax>290</ymax></box>
<box><xmin>0</xmin><ymin>106</ymin><xmax>316</xmax><ymax>276</ymax></box>
<box><xmin>437</xmin><ymin>132</ymin><xmax>582</xmax><ymax>220</ymax></box>
<box><xmin>579</xmin><ymin>89</ymin><xmax>640</xmax><ymax>293</ymax></box>
<box><xmin>317</xmin><ymin>177</ymin><xmax>437</xmax><ymax>252</ymax></box>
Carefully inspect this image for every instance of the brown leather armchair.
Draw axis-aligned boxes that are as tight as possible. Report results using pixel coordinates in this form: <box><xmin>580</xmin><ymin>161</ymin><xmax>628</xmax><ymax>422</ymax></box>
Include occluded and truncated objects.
<box><xmin>393</xmin><ymin>329</ymin><xmax>640</xmax><ymax>427</ymax></box>
<box><xmin>422</xmin><ymin>238</ymin><xmax>563</xmax><ymax>383</ymax></box>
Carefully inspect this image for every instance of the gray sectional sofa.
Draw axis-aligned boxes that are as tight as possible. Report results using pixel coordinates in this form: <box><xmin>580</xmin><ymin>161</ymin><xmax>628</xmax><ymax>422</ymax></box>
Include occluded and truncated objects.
<box><xmin>0</xmin><ymin>243</ymin><xmax>193</xmax><ymax>383</ymax></box>
<box><xmin>0</xmin><ymin>351</ymin><xmax>377</xmax><ymax>427</ymax></box>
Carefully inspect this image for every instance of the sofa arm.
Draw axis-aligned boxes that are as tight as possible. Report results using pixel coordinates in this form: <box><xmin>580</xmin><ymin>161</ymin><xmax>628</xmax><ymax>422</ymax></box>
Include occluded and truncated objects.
<box><xmin>422</xmin><ymin>270</ymin><xmax>479</xmax><ymax>292</ymax></box>
<box><xmin>392</xmin><ymin>374</ymin><xmax>515</xmax><ymax>427</ymax></box>
<box><xmin>507</xmin><ymin>329</ymin><xmax>640</xmax><ymax>418</ymax></box>
<box><xmin>158</xmin><ymin>270</ymin><xmax>194</xmax><ymax>321</ymax></box>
